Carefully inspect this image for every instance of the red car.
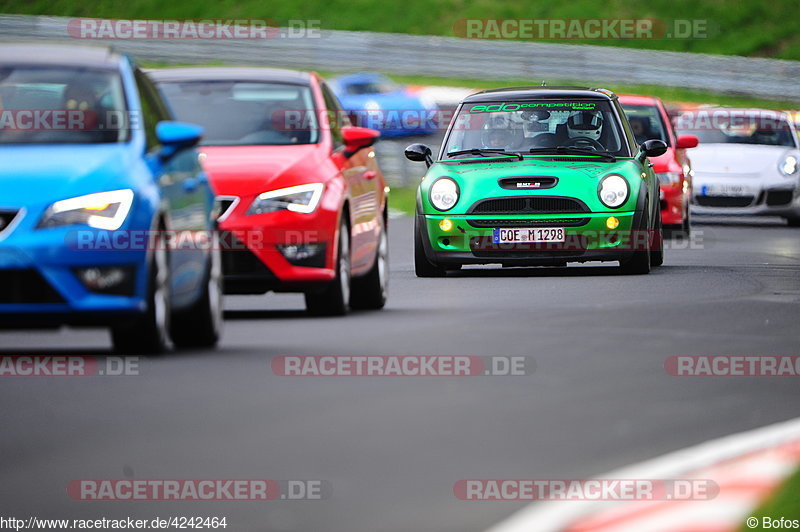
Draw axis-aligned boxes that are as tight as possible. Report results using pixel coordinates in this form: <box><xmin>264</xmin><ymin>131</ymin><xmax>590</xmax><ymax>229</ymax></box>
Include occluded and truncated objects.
<box><xmin>620</xmin><ymin>95</ymin><xmax>699</xmax><ymax>234</ymax></box>
<box><xmin>152</xmin><ymin>67</ymin><xmax>388</xmax><ymax>315</ymax></box>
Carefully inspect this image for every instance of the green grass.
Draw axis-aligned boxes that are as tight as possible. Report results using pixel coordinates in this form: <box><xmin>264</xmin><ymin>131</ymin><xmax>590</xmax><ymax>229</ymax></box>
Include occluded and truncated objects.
<box><xmin>387</xmin><ymin>185</ymin><xmax>418</xmax><ymax>216</ymax></box>
<box><xmin>741</xmin><ymin>466</ymin><xmax>800</xmax><ymax>531</ymax></box>
<box><xmin>3</xmin><ymin>0</ymin><xmax>800</xmax><ymax>60</ymax></box>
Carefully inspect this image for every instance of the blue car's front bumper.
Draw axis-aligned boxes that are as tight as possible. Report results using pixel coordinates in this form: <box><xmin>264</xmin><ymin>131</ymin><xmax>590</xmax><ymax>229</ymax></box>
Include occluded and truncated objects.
<box><xmin>0</xmin><ymin>216</ymin><xmax>151</xmax><ymax>326</ymax></box>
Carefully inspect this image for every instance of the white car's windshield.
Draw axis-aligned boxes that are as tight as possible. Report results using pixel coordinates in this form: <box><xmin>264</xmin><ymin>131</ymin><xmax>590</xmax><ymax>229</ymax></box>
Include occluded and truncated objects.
<box><xmin>676</xmin><ymin>110</ymin><xmax>796</xmax><ymax>147</ymax></box>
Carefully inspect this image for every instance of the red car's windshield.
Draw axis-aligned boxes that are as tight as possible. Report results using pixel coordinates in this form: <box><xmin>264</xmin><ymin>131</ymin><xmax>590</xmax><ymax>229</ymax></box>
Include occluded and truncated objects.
<box><xmin>622</xmin><ymin>104</ymin><xmax>671</xmax><ymax>146</ymax></box>
<box><xmin>158</xmin><ymin>80</ymin><xmax>319</xmax><ymax>146</ymax></box>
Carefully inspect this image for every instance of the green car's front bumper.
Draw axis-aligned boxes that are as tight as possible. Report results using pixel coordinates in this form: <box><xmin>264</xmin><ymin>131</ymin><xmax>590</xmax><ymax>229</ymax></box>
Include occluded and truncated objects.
<box><xmin>417</xmin><ymin>210</ymin><xmax>646</xmax><ymax>266</ymax></box>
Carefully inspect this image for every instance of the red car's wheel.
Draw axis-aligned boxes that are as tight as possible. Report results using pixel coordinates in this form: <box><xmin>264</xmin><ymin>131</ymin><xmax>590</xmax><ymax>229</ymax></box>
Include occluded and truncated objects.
<box><xmin>305</xmin><ymin>218</ymin><xmax>350</xmax><ymax>316</ymax></box>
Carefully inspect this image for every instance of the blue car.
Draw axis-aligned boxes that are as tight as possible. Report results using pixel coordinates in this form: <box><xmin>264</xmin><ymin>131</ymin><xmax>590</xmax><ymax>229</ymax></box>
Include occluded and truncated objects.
<box><xmin>0</xmin><ymin>44</ymin><xmax>222</xmax><ymax>353</ymax></box>
<box><xmin>329</xmin><ymin>73</ymin><xmax>439</xmax><ymax>137</ymax></box>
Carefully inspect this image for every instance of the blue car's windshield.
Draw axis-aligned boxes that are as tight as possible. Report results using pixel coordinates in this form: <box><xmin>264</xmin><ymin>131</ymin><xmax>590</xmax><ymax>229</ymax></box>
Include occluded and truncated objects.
<box><xmin>0</xmin><ymin>66</ymin><xmax>128</xmax><ymax>144</ymax></box>
<box><xmin>157</xmin><ymin>81</ymin><xmax>319</xmax><ymax>146</ymax></box>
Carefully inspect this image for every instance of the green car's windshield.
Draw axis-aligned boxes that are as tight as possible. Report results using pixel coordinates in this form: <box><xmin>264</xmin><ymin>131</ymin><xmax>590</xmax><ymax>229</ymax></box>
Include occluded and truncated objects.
<box><xmin>0</xmin><ymin>66</ymin><xmax>129</xmax><ymax>144</ymax></box>
<box><xmin>442</xmin><ymin>99</ymin><xmax>629</xmax><ymax>159</ymax></box>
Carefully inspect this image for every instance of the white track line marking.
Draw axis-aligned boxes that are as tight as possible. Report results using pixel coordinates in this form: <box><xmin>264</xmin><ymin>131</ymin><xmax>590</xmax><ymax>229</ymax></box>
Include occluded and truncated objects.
<box><xmin>486</xmin><ymin>416</ymin><xmax>800</xmax><ymax>532</ymax></box>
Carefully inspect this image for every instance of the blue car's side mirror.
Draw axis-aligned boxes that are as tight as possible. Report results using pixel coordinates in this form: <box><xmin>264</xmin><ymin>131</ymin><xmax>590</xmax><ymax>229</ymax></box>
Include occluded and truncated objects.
<box><xmin>156</xmin><ymin>121</ymin><xmax>203</xmax><ymax>159</ymax></box>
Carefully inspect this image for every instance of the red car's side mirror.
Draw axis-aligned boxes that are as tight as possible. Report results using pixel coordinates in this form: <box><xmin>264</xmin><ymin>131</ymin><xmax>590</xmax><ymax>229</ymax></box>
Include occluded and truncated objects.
<box><xmin>676</xmin><ymin>135</ymin><xmax>699</xmax><ymax>149</ymax></box>
<box><xmin>342</xmin><ymin>126</ymin><xmax>380</xmax><ymax>157</ymax></box>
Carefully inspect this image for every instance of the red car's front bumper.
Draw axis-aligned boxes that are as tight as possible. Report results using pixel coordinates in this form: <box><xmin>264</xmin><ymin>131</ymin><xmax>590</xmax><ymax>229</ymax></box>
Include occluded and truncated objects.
<box><xmin>660</xmin><ymin>184</ymin><xmax>688</xmax><ymax>226</ymax></box>
<box><xmin>219</xmin><ymin>200</ymin><xmax>340</xmax><ymax>295</ymax></box>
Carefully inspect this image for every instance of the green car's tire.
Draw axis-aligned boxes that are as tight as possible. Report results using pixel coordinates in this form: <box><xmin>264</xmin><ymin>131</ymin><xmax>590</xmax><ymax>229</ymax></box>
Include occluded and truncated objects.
<box><xmin>350</xmin><ymin>215</ymin><xmax>388</xmax><ymax>310</ymax></box>
<box><xmin>414</xmin><ymin>217</ymin><xmax>446</xmax><ymax>278</ymax></box>
<box><xmin>650</xmin><ymin>209</ymin><xmax>664</xmax><ymax>267</ymax></box>
<box><xmin>620</xmin><ymin>210</ymin><xmax>652</xmax><ymax>275</ymax></box>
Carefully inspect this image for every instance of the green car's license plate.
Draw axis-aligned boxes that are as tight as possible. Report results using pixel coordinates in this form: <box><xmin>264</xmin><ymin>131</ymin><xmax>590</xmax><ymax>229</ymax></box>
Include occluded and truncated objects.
<box><xmin>492</xmin><ymin>227</ymin><xmax>565</xmax><ymax>243</ymax></box>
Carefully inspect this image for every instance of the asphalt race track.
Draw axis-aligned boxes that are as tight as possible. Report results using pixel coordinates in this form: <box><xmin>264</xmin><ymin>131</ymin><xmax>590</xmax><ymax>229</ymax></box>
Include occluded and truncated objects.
<box><xmin>0</xmin><ymin>216</ymin><xmax>798</xmax><ymax>532</ymax></box>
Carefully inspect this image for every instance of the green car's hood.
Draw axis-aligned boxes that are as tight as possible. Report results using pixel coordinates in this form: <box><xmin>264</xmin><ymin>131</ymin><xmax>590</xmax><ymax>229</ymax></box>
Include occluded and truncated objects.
<box><xmin>419</xmin><ymin>157</ymin><xmax>648</xmax><ymax>215</ymax></box>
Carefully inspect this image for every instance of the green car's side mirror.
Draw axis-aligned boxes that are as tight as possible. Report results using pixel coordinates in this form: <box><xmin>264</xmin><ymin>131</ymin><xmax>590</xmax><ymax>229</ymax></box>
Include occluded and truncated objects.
<box><xmin>405</xmin><ymin>143</ymin><xmax>433</xmax><ymax>167</ymax></box>
<box><xmin>637</xmin><ymin>139</ymin><xmax>668</xmax><ymax>162</ymax></box>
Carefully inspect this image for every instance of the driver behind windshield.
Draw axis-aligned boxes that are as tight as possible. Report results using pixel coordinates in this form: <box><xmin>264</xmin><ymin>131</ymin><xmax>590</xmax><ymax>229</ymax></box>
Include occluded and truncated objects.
<box><xmin>480</xmin><ymin>115</ymin><xmax>520</xmax><ymax>150</ymax></box>
<box><xmin>566</xmin><ymin>110</ymin><xmax>604</xmax><ymax>141</ymax></box>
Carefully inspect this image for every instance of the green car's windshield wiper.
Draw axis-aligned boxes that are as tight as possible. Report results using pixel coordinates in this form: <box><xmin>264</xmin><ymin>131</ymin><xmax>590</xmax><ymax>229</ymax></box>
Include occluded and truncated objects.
<box><xmin>446</xmin><ymin>149</ymin><xmax>524</xmax><ymax>161</ymax></box>
<box><xmin>528</xmin><ymin>147</ymin><xmax>617</xmax><ymax>161</ymax></box>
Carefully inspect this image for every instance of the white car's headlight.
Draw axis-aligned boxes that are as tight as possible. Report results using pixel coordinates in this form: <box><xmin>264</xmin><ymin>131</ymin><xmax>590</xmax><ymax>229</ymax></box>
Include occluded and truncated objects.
<box><xmin>656</xmin><ymin>172</ymin><xmax>681</xmax><ymax>186</ymax></box>
<box><xmin>39</xmin><ymin>189</ymin><xmax>134</xmax><ymax>230</ymax></box>
<box><xmin>779</xmin><ymin>155</ymin><xmax>798</xmax><ymax>176</ymax></box>
<box><xmin>247</xmin><ymin>183</ymin><xmax>324</xmax><ymax>215</ymax></box>
<box><xmin>598</xmin><ymin>174</ymin><xmax>629</xmax><ymax>208</ymax></box>
<box><xmin>429</xmin><ymin>178</ymin><xmax>459</xmax><ymax>211</ymax></box>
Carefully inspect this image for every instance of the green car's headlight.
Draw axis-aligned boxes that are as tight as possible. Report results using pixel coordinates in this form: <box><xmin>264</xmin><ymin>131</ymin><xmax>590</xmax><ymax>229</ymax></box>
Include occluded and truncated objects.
<box><xmin>779</xmin><ymin>155</ymin><xmax>798</xmax><ymax>176</ymax></box>
<box><xmin>598</xmin><ymin>174</ymin><xmax>629</xmax><ymax>209</ymax></box>
<box><xmin>39</xmin><ymin>189</ymin><xmax>134</xmax><ymax>230</ymax></box>
<box><xmin>247</xmin><ymin>183</ymin><xmax>324</xmax><ymax>215</ymax></box>
<box><xmin>429</xmin><ymin>178</ymin><xmax>459</xmax><ymax>211</ymax></box>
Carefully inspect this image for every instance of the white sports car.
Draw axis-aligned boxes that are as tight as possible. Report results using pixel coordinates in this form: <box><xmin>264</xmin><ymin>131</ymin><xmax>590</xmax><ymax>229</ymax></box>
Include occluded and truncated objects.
<box><xmin>676</xmin><ymin>108</ymin><xmax>800</xmax><ymax>226</ymax></box>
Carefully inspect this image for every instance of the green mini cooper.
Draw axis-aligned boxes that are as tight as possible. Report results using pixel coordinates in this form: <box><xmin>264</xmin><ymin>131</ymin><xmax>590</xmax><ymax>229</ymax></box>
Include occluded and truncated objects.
<box><xmin>406</xmin><ymin>86</ymin><xmax>667</xmax><ymax>276</ymax></box>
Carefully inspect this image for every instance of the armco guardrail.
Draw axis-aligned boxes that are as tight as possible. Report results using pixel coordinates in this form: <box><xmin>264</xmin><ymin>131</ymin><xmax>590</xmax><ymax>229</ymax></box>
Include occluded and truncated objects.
<box><xmin>1</xmin><ymin>15</ymin><xmax>799</xmax><ymax>101</ymax></box>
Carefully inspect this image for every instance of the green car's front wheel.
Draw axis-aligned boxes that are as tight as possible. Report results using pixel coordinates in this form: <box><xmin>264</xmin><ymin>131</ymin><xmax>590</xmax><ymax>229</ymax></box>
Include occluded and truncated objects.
<box><xmin>650</xmin><ymin>208</ymin><xmax>664</xmax><ymax>267</ymax></box>
<box><xmin>414</xmin><ymin>218</ymin><xmax>446</xmax><ymax>278</ymax></box>
<box><xmin>619</xmin><ymin>210</ymin><xmax>652</xmax><ymax>275</ymax></box>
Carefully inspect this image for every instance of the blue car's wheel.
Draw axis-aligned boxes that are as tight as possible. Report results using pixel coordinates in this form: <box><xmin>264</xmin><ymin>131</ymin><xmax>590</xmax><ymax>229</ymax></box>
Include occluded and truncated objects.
<box><xmin>170</xmin><ymin>238</ymin><xmax>223</xmax><ymax>348</ymax></box>
<box><xmin>111</xmin><ymin>231</ymin><xmax>171</xmax><ymax>354</ymax></box>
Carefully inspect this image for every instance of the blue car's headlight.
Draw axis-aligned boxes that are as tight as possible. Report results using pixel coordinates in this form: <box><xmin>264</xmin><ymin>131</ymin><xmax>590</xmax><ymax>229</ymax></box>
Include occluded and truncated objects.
<box><xmin>38</xmin><ymin>189</ymin><xmax>134</xmax><ymax>230</ymax></box>
<box><xmin>247</xmin><ymin>183</ymin><xmax>324</xmax><ymax>215</ymax></box>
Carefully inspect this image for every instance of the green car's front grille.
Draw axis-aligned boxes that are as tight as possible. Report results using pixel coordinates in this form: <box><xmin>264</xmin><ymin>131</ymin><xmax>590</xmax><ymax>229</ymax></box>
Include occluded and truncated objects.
<box><xmin>468</xmin><ymin>196</ymin><xmax>589</xmax><ymax>215</ymax></box>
